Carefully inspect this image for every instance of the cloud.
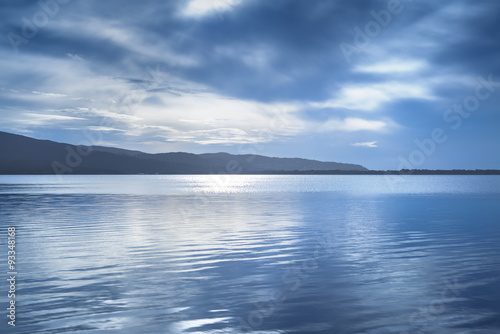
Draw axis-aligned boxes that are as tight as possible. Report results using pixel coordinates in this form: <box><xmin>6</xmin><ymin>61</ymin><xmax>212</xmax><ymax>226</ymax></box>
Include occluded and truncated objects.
<box><xmin>0</xmin><ymin>0</ymin><xmax>499</xmax><ymax>168</ymax></box>
<box><xmin>31</xmin><ymin>91</ymin><xmax>68</xmax><ymax>98</ymax></box>
<box><xmin>215</xmin><ymin>44</ymin><xmax>277</xmax><ymax>70</ymax></box>
<box><xmin>128</xmin><ymin>87</ymin><xmax>305</xmax><ymax>145</ymax></box>
<box><xmin>321</xmin><ymin>118</ymin><xmax>387</xmax><ymax>132</ymax></box>
<box><xmin>162</xmin><ymin>128</ymin><xmax>254</xmax><ymax>145</ymax></box>
<box><xmin>181</xmin><ymin>0</ymin><xmax>242</xmax><ymax>18</ymax></box>
<box><xmin>75</xmin><ymin>109</ymin><xmax>144</xmax><ymax>123</ymax></box>
<box><xmin>351</xmin><ymin>141</ymin><xmax>378</xmax><ymax>148</ymax></box>
<box><xmin>66</xmin><ymin>53</ymin><xmax>85</xmax><ymax>62</ymax></box>
<box><xmin>354</xmin><ymin>60</ymin><xmax>427</xmax><ymax>74</ymax></box>
<box><xmin>20</xmin><ymin>113</ymin><xmax>86</xmax><ymax>126</ymax></box>
<box><xmin>53</xmin><ymin>16</ymin><xmax>199</xmax><ymax>68</ymax></box>
<box><xmin>87</xmin><ymin>126</ymin><xmax>126</xmax><ymax>132</ymax></box>
<box><xmin>314</xmin><ymin>82</ymin><xmax>434</xmax><ymax>112</ymax></box>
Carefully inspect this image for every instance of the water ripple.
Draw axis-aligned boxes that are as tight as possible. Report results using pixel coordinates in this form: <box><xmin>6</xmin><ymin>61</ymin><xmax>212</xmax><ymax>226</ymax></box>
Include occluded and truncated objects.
<box><xmin>0</xmin><ymin>176</ymin><xmax>499</xmax><ymax>333</ymax></box>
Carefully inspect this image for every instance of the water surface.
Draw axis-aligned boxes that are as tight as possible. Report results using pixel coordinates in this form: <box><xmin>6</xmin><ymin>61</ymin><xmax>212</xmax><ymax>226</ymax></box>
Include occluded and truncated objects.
<box><xmin>1</xmin><ymin>175</ymin><xmax>499</xmax><ymax>333</ymax></box>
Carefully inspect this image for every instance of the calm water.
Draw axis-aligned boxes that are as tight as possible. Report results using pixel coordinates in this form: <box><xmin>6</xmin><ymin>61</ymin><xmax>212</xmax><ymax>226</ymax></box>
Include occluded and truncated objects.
<box><xmin>1</xmin><ymin>175</ymin><xmax>500</xmax><ymax>334</ymax></box>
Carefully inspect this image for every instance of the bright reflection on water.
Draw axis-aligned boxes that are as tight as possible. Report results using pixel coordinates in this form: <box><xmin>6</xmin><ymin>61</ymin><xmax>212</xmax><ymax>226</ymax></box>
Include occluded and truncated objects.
<box><xmin>0</xmin><ymin>175</ymin><xmax>500</xmax><ymax>333</ymax></box>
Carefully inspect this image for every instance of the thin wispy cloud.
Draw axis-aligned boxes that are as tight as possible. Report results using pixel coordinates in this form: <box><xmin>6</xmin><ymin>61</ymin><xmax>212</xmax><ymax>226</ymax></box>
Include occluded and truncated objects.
<box><xmin>321</xmin><ymin>118</ymin><xmax>387</xmax><ymax>132</ymax></box>
<box><xmin>351</xmin><ymin>141</ymin><xmax>378</xmax><ymax>148</ymax></box>
<box><xmin>354</xmin><ymin>60</ymin><xmax>427</xmax><ymax>74</ymax></box>
<box><xmin>21</xmin><ymin>113</ymin><xmax>87</xmax><ymax>126</ymax></box>
<box><xmin>313</xmin><ymin>82</ymin><xmax>433</xmax><ymax>112</ymax></box>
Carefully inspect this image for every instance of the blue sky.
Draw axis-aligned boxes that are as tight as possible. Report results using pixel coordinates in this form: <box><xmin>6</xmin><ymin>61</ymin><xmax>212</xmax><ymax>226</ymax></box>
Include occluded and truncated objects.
<box><xmin>1</xmin><ymin>0</ymin><xmax>499</xmax><ymax>170</ymax></box>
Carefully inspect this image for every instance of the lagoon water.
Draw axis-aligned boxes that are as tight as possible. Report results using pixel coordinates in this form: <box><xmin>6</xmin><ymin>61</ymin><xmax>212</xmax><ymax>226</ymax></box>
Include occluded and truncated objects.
<box><xmin>1</xmin><ymin>175</ymin><xmax>500</xmax><ymax>333</ymax></box>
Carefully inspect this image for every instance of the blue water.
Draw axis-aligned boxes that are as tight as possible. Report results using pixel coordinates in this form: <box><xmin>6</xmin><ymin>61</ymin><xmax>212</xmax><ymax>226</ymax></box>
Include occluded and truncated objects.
<box><xmin>1</xmin><ymin>175</ymin><xmax>500</xmax><ymax>333</ymax></box>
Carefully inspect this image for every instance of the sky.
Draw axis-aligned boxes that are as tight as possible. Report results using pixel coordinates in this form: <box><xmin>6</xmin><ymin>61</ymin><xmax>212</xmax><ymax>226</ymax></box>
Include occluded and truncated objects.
<box><xmin>1</xmin><ymin>0</ymin><xmax>499</xmax><ymax>170</ymax></box>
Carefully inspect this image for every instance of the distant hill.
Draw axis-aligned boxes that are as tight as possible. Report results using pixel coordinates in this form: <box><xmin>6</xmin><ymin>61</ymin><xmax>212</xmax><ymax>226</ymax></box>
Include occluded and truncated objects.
<box><xmin>0</xmin><ymin>131</ymin><xmax>368</xmax><ymax>175</ymax></box>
